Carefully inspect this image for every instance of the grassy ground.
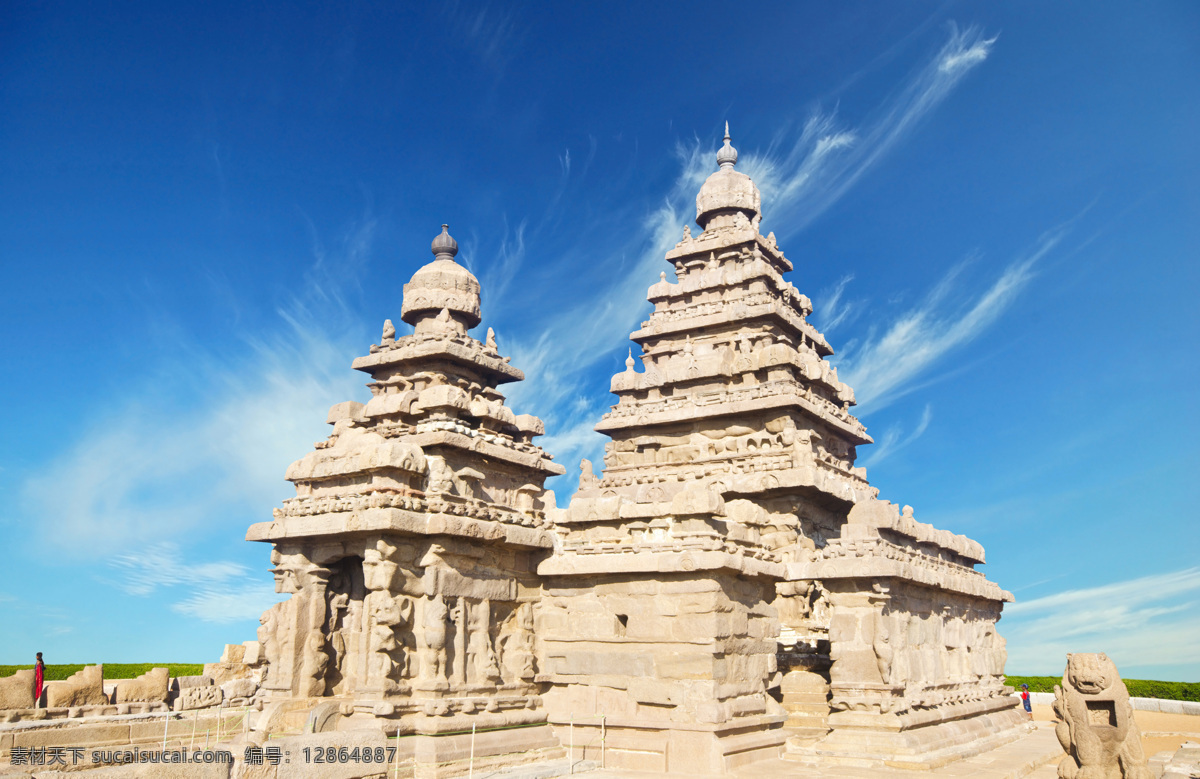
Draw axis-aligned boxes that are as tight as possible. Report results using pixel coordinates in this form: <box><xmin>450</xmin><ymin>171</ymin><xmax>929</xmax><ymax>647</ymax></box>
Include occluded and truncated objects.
<box><xmin>1005</xmin><ymin>675</ymin><xmax>1200</xmax><ymax>702</ymax></box>
<box><xmin>2</xmin><ymin>667</ymin><xmax>1193</xmax><ymax>701</ymax></box>
<box><xmin>0</xmin><ymin>663</ymin><xmax>204</xmax><ymax>681</ymax></box>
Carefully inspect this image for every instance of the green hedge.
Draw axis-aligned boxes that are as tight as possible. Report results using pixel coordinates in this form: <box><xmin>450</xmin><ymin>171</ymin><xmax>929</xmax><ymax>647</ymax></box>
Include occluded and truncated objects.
<box><xmin>0</xmin><ymin>664</ymin><xmax>204</xmax><ymax>682</ymax></box>
<box><xmin>1004</xmin><ymin>675</ymin><xmax>1200</xmax><ymax>702</ymax></box>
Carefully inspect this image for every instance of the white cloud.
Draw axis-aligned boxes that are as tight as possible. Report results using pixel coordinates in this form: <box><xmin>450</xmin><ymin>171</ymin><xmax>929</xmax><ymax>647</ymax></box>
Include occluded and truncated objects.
<box><xmin>19</xmin><ymin>221</ymin><xmax>373</xmax><ymax>556</ymax></box>
<box><xmin>835</xmin><ymin>227</ymin><xmax>1063</xmax><ymax>412</ymax></box>
<box><xmin>503</xmin><ymin>24</ymin><xmax>999</xmax><ymax>490</ymax></box>
<box><xmin>859</xmin><ymin>404</ymin><xmax>933</xmax><ymax>470</ymax></box>
<box><xmin>442</xmin><ymin>0</ymin><xmax>524</xmax><ymax>70</ymax></box>
<box><xmin>111</xmin><ymin>542</ymin><xmax>248</xmax><ymax>596</ymax></box>
<box><xmin>814</xmin><ymin>274</ymin><xmax>859</xmax><ymax>334</ymax></box>
<box><xmin>173</xmin><ymin>582</ymin><xmax>283</xmax><ymax>624</ymax></box>
<box><xmin>1002</xmin><ymin>569</ymin><xmax>1200</xmax><ymax>676</ymax></box>
<box><xmin>112</xmin><ymin>541</ymin><xmax>284</xmax><ymax>625</ymax></box>
<box><xmin>744</xmin><ymin>23</ymin><xmax>997</xmax><ymax>234</ymax></box>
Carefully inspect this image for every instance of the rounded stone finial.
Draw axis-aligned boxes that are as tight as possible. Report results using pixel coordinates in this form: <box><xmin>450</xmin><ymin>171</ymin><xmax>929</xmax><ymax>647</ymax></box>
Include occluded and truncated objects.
<box><xmin>716</xmin><ymin>122</ymin><xmax>738</xmax><ymax>169</ymax></box>
<box><xmin>626</xmin><ymin>348</ymin><xmax>636</xmax><ymax>370</ymax></box>
<box><xmin>402</xmin><ymin>223</ymin><xmax>480</xmax><ymax>329</ymax></box>
<box><xmin>695</xmin><ymin>121</ymin><xmax>761</xmax><ymax>228</ymax></box>
<box><xmin>431</xmin><ymin>224</ymin><xmax>458</xmax><ymax>261</ymax></box>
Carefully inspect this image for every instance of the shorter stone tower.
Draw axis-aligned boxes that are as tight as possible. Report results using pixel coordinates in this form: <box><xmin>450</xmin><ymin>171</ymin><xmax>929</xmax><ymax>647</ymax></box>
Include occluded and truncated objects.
<box><xmin>247</xmin><ymin>225</ymin><xmax>565</xmax><ymax>768</ymax></box>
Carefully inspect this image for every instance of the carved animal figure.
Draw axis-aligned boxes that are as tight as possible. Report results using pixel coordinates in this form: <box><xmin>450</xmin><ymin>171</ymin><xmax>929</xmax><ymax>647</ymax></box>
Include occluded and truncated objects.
<box><xmin>1052</xmin><ymin>653</ymin><xmax>1151</xmax><ymax>779</ymax></box>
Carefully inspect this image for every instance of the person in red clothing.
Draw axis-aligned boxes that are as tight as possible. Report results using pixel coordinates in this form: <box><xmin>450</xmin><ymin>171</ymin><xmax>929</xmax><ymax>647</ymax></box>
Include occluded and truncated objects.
<box><xmin>1020</xmin><ymin>683</ymin><xmax>1032</xmax><ymax>719</ymax></box>
<box><xmin>33</xmin><ymin>652</ymin><xmax>44</xmax><ymax>704</ymax></box>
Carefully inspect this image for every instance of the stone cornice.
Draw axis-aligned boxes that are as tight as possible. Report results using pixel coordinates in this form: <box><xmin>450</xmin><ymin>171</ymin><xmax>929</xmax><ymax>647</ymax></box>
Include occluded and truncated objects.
<box><xmin>248</xmin><ymin>505</ymin><xmax>555</xmax><ymax>549</ymax></box>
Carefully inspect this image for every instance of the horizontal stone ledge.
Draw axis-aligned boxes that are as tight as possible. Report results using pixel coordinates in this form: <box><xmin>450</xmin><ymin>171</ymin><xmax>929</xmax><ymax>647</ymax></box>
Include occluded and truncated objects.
<box><xmin>246</xmin><ymin>508</ymin><xmax>555</xmax><ymax>548</ymax></box>
<box><xmin>352</xmin><ymin>340</ymin><xmax>524</xmax><ymax>382</ymax></box>
<box><xmin>546</xmin><ymin>712</ymin><xmax>787</xmax><ymax>733</ymax></box>
<box><xmin>537</xmin><ymin>636</ymin><xmax>720</xmax><ymax>647</ymax></box>
<box><xmin>538</xmin><ymin>550</ymin><xmax>786</xmax><ymax>579</ymax></box>
<box><xmin>1013</xmin><ymin>692</ymin><xmax>1200</xmax><ymax>715</ymax></box>
<box><xmin>785</xmin><ymin>561</ymin><xmax>1010</xmax><ymax>602</ymax></box>
<box><xmin>402</xmin><ymin>429</ymin><xmax>565</xmax><ymax>475</ymax></box>
<box><xmin>596</xmin><ymin>389</ymin><xmax>869</xmax><ymax>444</ymax></box>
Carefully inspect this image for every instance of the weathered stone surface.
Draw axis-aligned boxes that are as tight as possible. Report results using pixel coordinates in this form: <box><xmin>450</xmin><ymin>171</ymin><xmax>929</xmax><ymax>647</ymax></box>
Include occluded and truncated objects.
<box><xmin>221</xmin><ymin>677</ymin><xmax>258</xmax><ymax>700</ymax></box>
<box><xmin>204</xmin><ymin>662</ymin><xmax>253</xmax><ymax>686</ymax></box>
<box><xmin>0</xmin><ymin>669</ymin><xmax>35</xmax><ymax>710</ymax></box>
<box><xmin>45</xmin><ymin>665</ymin><xmax>107</xmax><ymax>708</ymax></box>
<box><xmin>173</xmin><ymin>674</ymin><xmax>214</xmax><ymax>690</ymax></box>
<box><xmin>1053</xmin><ymin>653</ymin><xmax>1153</xmax><ymax>779</ymax></box>
<box><xmin>176</xmin><ymin>684</ymin><xmax>223</xmax><ymax>710</ymax></box>
<box><xmin>115</xmin><ymin>667</ymin><xmax>169</xmax><ymax>704</ymax></box>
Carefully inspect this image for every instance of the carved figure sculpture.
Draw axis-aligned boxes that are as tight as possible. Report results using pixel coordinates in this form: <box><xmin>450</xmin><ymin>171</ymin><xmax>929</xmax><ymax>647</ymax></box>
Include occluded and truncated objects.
<box><xmin>1052</xmin><ymin>653</ymin><xmax>1152</xmax><ymax>779</ymax></box>
<box><xmin>301</xmin><ymin>633</ymin><xmax>329</xmax><ymax>697</ymax></box>
<box><xmin>500</xmin><ymin>603</ymin><xmax>537</xmax><ymax>683</ymax></box>
<box><xmin>467</xmin><ymin>599</ymin><xmax>501</xmax><ymax>684</ymax></box>
<box><xmin>367</xmin><ymin>591</ymin><xmax>410</xmax><ymax>683</ymax></box>
<box><xmin>258</xmin><ymin>604</ymin><xmax>282</xmax><ymax>670</ymax></box>
<box><xmin>579</xmin><ymin>459</ymin><xmax>598</xmax><ymax>490</ymax></box>
<box><xmin>426</xmin><ymin>456</ymin><xmax>455</xmax><ymax>493</ymax></box>
<box><xmin>418</xmin><ymin>594</ymin><xmax>449</xmax><ymax>685</ymax></box>
<box><xmin>873</xmin><ymin>611</ymin><xmax>893</xmax><ymax>685</ymax></box>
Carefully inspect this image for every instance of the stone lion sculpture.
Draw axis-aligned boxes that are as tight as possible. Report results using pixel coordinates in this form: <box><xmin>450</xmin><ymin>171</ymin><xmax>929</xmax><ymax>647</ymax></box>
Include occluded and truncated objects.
<box><xmin>1052</xmin><ymin>653</ymin><xmax>1152</xmax><ymax>779</ymax></box>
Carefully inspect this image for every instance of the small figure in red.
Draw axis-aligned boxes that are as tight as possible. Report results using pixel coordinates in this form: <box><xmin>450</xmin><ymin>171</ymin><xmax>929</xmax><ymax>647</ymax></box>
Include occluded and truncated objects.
<box><xmin>33</xmin><ymin>652</ymin><xmax>45</xmax><ymax>705</ymax></box>
<box><xmin>1020</xmin><ymin>683</ymin><xmax>1033</xmax><ymax>719</ymax></box>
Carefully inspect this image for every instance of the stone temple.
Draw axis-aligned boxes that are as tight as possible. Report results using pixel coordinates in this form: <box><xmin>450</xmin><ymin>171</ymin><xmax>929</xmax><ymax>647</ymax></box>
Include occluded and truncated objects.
<box><xmin>242</xmin><ymin>125</ymin><xmax>1024</xmax><ymax>773</ymax></box>
<box><xmin>0</xmin><ymin>127</ymin><xmax>1031</xmax><ymax>777</ymax></box>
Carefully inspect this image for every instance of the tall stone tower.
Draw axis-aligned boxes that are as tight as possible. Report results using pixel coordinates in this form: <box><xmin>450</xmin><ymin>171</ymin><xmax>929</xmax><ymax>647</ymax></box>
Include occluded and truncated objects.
<box><xmin>538</xmin><ymin>127</ymin><xmax>1021</xmax><ymax>772</ymax></box>
<box><xmin>247</xmin><ymin>225</ymin><xmax>565</xmax><ymax>766</ymax></box>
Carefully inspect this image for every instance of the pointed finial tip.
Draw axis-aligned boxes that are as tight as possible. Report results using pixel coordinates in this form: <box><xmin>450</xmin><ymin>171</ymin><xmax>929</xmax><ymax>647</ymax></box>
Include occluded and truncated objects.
<box><xmin>716</xmin><ymin>122</ymin><xmax>738</xmax><ymax>169</ymax></box>
<box><xmin>431</xmin><ymin>223</ymin><xmax>458</xmax><ymax>259</ymax></box>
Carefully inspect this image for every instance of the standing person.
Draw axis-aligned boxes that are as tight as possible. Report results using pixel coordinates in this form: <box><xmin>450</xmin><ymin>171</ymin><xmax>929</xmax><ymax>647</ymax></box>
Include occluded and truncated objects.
<box><xmin>33</xmin><ymin>652</ymin><xmax>45</xmax><ymax>705</ymax></box>
<box><xmin>1020</xmin><ymin>683</ymin><xmax>1032</xmax><ymax>719</ymax></box>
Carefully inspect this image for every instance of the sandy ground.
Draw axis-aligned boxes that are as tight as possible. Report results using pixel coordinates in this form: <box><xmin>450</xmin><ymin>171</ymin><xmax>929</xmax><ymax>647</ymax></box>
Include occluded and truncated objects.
<box><xmin>1029</xmin><ymin>703</ymin><xmax>1200</xmax><ymax>757</ymax></box>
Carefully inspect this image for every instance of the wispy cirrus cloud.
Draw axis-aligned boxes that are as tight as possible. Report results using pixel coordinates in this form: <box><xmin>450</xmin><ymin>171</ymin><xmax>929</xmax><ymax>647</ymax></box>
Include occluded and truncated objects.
<box><xmin>18</xmin><ymin>219</ymin><xmax>374</xmax><ymax>556</ymax></box>
<box><xmin>112</xmin><ymin>542</ymin><xmax>283</xmax><ymax>624</ymax></box>
<box><xmin>859</xmin><ymin>404</ymin><xmax>933</xmax><ymax>470</ymax></box>
<box><xmin>441</xmin><ymin>0</ymin><xmax>524</xmax><ymax>71</ymax></box>
<box><xmin>815</xmin><ymin>274</ymin><xmax>860</xmax><ymax>334</ymax></box>
<box><xmin>834</xmin><ymin>226</ymin><xmax>1063</xmax><ymax>412</ymax></box>
<box><xmin>506</xmin><ymin>23</ymin><xmax>1000</xmax><ymax>484</ymax></box>
<box><xmin>1003</xmin><ymin>569</ymin><xmax>1200</xmax><ymax>678</ymax></box>
<box><xmin>742</xmin><ymin>23</ymin><xmax>998</xmax><ymax>234</ymax></box>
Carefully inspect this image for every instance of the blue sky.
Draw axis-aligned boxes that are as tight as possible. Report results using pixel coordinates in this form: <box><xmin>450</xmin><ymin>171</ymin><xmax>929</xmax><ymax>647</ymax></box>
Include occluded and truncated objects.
<box><xmin>1</xmin><ymin>3</ymin><xmax>1197</xmax><ymax>681</ymax></box>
